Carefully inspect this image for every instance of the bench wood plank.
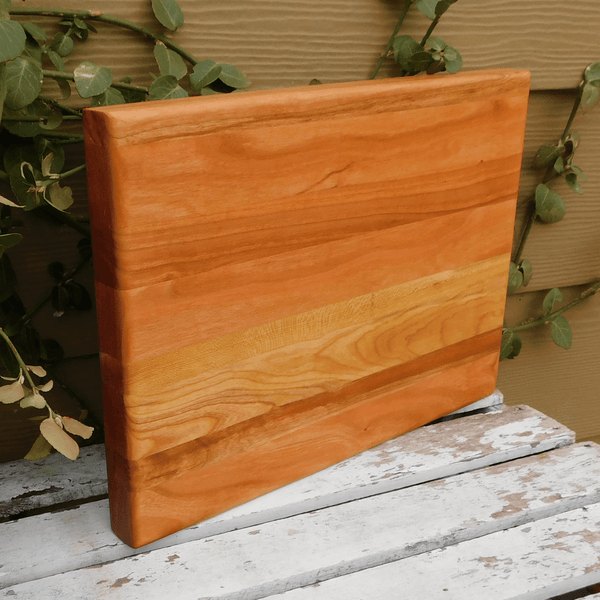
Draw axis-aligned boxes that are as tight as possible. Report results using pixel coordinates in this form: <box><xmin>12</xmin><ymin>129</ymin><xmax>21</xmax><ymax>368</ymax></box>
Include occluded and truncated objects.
<box><xmin>263</xmin><ymin>502</ymin><xmax>600</xmax><ymax>600</ymax></box>
<box><xmin>2</xmin><ymin>442</ymin><xmax>597</xmax><ymax>598</ymax></box>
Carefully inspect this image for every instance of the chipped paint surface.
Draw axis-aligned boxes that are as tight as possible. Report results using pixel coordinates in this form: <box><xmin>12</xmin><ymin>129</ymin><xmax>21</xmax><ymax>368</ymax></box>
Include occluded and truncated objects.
<box><xmin>3</xmin><ymin>443</ymin><xmax>600</xmax><ymax>599</ymax></box>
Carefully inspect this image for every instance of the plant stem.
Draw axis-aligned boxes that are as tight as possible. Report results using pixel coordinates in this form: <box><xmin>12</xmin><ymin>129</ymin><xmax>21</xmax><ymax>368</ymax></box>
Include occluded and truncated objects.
<box><xmin>512</xmin><ymin>202</ymin><xmax>536</xmax><ymax>264</ymax></box>
<box><xmin>17</xmin><ymin>254</ymin><xmax>92</xmax><ymax>328</ymax></box>
<box><xmin>41</xmin><ymin>206</ymin><xmax>91</xmax><ymax>239</ymax></box>
<box><xmin>369</xmin><ymin>0</ymin><xmax>413</xmax><ymax>79</ymax></box>
<box><xmin>561</xmin><ymin>88</ymin><xmax>583</xmax><ymax>143</ymax></box>
<box><xmin>34</xmin><ymin>131</ymin><xmax>85</xmax><ymax>143</ymax></box>
<box><xmin>420</xmin><ymin>15</ymin><xmax>441</xmax><ymax>46</ymax></box>
<box><xmin>0</xmin><ymin>328</ymin><xmax>37</xmax><ymax>391</ymax></box>
<box><xmin>42</xmin><ymin>70</ymin><xmax>149</xmax><ymax>94</ymax></box>
<box><xmin>511</xmin><ymin>281</ymin><xmax>600</xmax><ymax>332</ymax></box>
<box><xmin>58</xmin><ymin>164</ymin><xmax>87</xmax><ymax>180</ymax></box>
<box><xmin>11</xmin><ymin>8</ymin><xmax>200</xmax><ymax>65</ymax></box>
<box><xmin>38</xmin><ymin>95</ymin><xmax>83</xmax><ymax>118</ymax></box>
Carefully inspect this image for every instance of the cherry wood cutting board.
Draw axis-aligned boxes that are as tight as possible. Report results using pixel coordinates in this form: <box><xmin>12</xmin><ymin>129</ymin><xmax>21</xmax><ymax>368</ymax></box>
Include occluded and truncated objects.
<box><xmin>84</xmin><ymin>69</ymin><xmax>530</xmax><ymax>548</ymax></box>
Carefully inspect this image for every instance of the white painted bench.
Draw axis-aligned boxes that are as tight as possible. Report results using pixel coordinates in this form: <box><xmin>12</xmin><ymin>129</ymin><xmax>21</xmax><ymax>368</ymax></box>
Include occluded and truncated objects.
<box><xmin>2</xmin><ymin>392</ymin><xmax>600</xmax><ymax>599</ymax></box>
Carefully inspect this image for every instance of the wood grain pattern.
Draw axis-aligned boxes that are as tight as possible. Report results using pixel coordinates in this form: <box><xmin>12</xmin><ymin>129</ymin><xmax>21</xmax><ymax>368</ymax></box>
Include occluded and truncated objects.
<box><xmin>84</xmin><ymin>69</ymin><xmax>529</xmax><ymax>547</ymax></box>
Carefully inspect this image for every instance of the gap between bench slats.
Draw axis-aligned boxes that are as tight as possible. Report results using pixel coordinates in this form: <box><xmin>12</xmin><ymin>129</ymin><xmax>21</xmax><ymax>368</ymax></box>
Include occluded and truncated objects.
<box><xmin>2</xmin><ymin>439</ymin><xmax>598</xmax><ymax>599</ymax></box>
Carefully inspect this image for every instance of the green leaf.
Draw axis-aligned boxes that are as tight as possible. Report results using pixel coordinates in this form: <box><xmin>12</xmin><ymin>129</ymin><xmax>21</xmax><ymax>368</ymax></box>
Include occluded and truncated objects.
<box><xmin>410</xmin><ymin>51</ymin><xmax>434</xmax><ymax>72</ymax></box>
<box><xmin>190</xmin><ymin>60</ymin><xmax>222</xmax><ymax>91</ymax></box>
<box><xmin>565</xmin><ymin>172</ymin><xmax>583</xmax><ymax>194</ymax></box>
<box><xmin>581</xmin><ymin>81</ymin><xmax>600</xmax><ymax>109</ymax></box>
<box><xmin>543</xmin><ymin>287</ymin><xmax>563</xmax><ymax>313</ymax></box>
<box><xmin>0</xmin><ymin>233</ymin><xmax>22</xmax><ymax>250</ymax></box>
<box><xmin>218</xmin><ymin>63</ymin><xmax>251</xmax><ymax>89</ymax></box>
<box><xmin>74</xmin><ymin>61</ymin><xmax>113</xmax><ymax>99</ymax></box>
<box><xmin>435</xmin><ymin>0</ymin><xmax>453</xmax><ymax>16</ymax></box>
<box><xmin>154</xmin><ymin>42</ymin><xmax>187</xmax><ymax>80</ymax></box>
<box><xmin>151</xmin><ymin>0</ymin><xmax>184</xmax><ymax>31</ymax></box>
<box><xmin>149</xmin><ymin>74</ymin><xmax>188</xmax><ymax>100</ymax></box>
<box><xmin>533</xmin><ymin>143</ymin><xmax>563</xmax><ymax>169</ymax></box>
<box><xmin>4</xmin><ymin>57</ymin><xmax>43</xmax><ymax>111</ymax></box>
<box><xmin>47</xmin><ymin>183</ymin><xmax>74</xmax><ymax>212</ymax></box>
<box><xmin>20</xmin><ymin>392</ymin><xmax>46</xmax><ymax>409</ymax></box>
<box><xmin>8</xmin><ymin>164</ymin><xmax>36</xmax><ymax>209</ymax></box>
<box><xmin>520</xmin><ymin>259</ymin><xmax>533</xmax><ymax>286</ymax></box>
<box><xmin>584</xmin><ymin>62</ymin><xmax>600</xmax><ymax>83</ymax></box>
<box><xmin>22</xmin><ymin>21</ymin><xmax>47</xmax><ymax>44</ymax></box>
<box><xmin>535</xmin><ymin>183</ymin><xmax>565</xmax><ymax>223</ymax></box>
<box><xmin>2</xmin><ymin>100</ymin><xmax>51</xmax><ymax>138</ymax></box>
<box><xmin>50</xmin><ymin>32</ymin><xmax>74</xmax><ymax>58</ymax></box>
<box><xmin>35</xmin><ymin>137</ymin><xmax>65</xmax><ymax>173</ymax></box>
<box><xmin>0</xmin><ymin>19</ymin><xmax>26</xmax><ymax>63</ymax></box>
<box><xmin>553</xmin><ymin>156</ymin><xmax>564</xmax><ymax>174</ymax></box>
<box><xmin>0</xmin><ymin>0</ymin><xmax>10</xmax><ymax>21</ymax></box>
<box><xmin>73</xmin><ymin>17</ymin><xmax>87</xmax><ymax>30</ymax></box>
<box><xmin>200</xmin><ymin>87</ymin><xmax>218</xmax><ymax>96</ymax></box>
<box><xmin>46</xmin><ymin>50</ymin><xmax>65</xmax><ymax>72</ymax></box>
<box><xmin>550</xmin><ymin>315</ymin><xmax>572</xmax><ymax>350</ymax></box>
<box><xmin>427</xmin><ymin>37</ymin><xmax>446</xmax><ymax>51</ymax></box>
<box><xmin>442</xmin><ymin>45</ymin><xmax>462</xmax><ymax>73</ymax></box>
<box><xmin>54</xmin><ymin>77</ymin><xmax>71</xmax><ymax>100</ymax></box>
<box><xmin>415</xmin><ymin>0</ymin><xmax>438</xmax><ymax>19</ymax></box>
<box><xmin>39</xmin><ymin>104</ymin><xmax>62</xmax><ymax>130</ymax></box>
<box><xmin>22</xmin><ymin>38</ymin><xmax>42</xmax><ymax>66</ymax></box>
<box><xmin>507</xmin><ymin>262</ymin><xmax>523</xmax><ymax>294</ymax></box>
<box><xmin>90</xmin><ymin>88</ymin><xmax>126</xmax><ymax>106</ymax></box>
<box><xmin>0</xmin><ymin>63</ymin><xmax>6</xmax><ymax>123</ymax></box>
<box><xmin>393</xmin><ymin>36</ymin><xmax>424</xmax><ymax>70</ymax></box>
<box><xmin>500</xmin><ymin>329</ymin><xmax>521</xmax><ymax>360</ymax></box>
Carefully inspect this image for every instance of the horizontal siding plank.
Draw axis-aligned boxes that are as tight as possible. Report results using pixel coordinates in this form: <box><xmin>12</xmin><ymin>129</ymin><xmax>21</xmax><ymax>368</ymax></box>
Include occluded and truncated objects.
<box><xmin>2</xmin><ymin>442</ymin><xmax>597</xmax><ymax>597</ymax></box>
<box><xmin>500</xmin><ymin>287</ymin><xmax>600</xmax><ymax>442</ymax></box>
<box><xmin>13</xmin><ymin>0</ymin><xmax>600</xmax><ymax>90</ymax></box>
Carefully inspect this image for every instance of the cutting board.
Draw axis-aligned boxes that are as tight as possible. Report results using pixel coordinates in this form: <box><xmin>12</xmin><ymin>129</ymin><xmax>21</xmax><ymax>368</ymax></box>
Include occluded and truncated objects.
<box><xmin>84</xmin><ymin>69</ymin><xmax>530</xmax><ymax>548</ymax></box>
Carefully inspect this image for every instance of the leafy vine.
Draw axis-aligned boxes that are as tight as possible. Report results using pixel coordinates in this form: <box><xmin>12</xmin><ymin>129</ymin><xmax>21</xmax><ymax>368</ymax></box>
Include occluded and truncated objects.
<box><xmin>0</xmin><ymin>0</ymin><xmax>249</xmax><ymax>460</ymax></box>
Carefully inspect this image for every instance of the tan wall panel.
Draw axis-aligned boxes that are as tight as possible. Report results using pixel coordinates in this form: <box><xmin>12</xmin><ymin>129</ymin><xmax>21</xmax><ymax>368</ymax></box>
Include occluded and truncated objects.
<box><xmin>499</xmin><ymin>287</ymin><xmax>600</xmax><ymax>442</ymax></box>
<box><xmin>513</xmin><ymin>91</ymin><xmax>600</xmax><ymax>291</ymax></box>
<box><xmin>13</xmin><ymin>0</ymin><xmax>600</xmax><ymax>91</ymax></box>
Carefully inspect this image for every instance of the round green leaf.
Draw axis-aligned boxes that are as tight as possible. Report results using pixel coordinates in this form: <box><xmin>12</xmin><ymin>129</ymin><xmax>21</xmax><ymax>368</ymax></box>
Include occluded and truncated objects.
<box><xmin>435</xmin><ymin>0</ymin><xmax>452</xmax><ymax>16</ymax></box>
<box><xmin>565</xmin><ymin>172</ymin><xmax>583</xmax><ymax>195</ymax></box>
<box><xmin>550</xmin><ymin>315</ymin><xmax>572</xmax><ymax>350</ymax></box>
<box><xmin>23</xmin><ymin>39</ymin><xmax>43</xmax><ymax>66</ymax></box>
<box><xmin>415</xmin><ymin>0</ymin><xmax>438</xmax><ymax>19</ymax></box>
<box><xmin>0</xmin><ymin>233</ymin><xmax>23</xmax><ymax>250</ymax></box>
<box><xmin>50</xmin><ymin>32</ymin><xmax>74</xmax><ymax>58</ymax></box>
<box><xmin>74</xmin><ymin>61</ymin><xmax>113</xmax><ymax>99</ymax></box>
<box><xmin>22</xmin><ymin>21</ymin><xmax>48</xmax><ymax>44</ymax></box>
<box><xmin>584</xmin><ymin>62</ymin><xmax>600</xmax><ymax>83</ymax></box>
<box><xmin>543</xmin><ymin>287</ymin><xmax>562</xmax><ymax>313</ymax></box>
<box><xmin>427</xmin><ymin>37</ymin><xmax>446</xmax><ymax>51</ymax></box>
<box><xmin>507</xmin><ymin>262</ymin><xmax>523</xmax><ymax>294</ymax></box>
<box><xmin>218</xmin><ymin>63</ymin><xmax>251</xmax><ymax>89</ymax></box>
<box><xmin>46</xmin><ymin>50</ymin><xmax>66</xmax><ymax>73</ymax></box>
<box><xmin>443</xmin><ymin>46</ymin><xmax>462</xmax><ymax>74</ymax></box>
<box><xmin>149</xmin><ymin>75</ymin><xmax>188</xmax><ymax>100</ymax></box>
<box><xmin>535</xmin><ymin>183</ymin><xmax>565</xmax><ymax>223</ymax></box>
<box><xmin>190</xmin><ymin>60</ymin><xmax>222</xmax><ymax>91</ymax></box>
<box><xmin>0</xmin><ymin>20</ymin><xmax>26</xmax><ymax>63</ymax></box>
<box><xmin>47</xmin><ymin>183</ymin><xmax>74</xmax><ymax>212</ymax></box>
<box><xmin>520</xmin><ymin>259</ymin><xmax>533</xmax><ymax>287</ymax></box>
<box><xmin>410</xmin><ymin>51</ymin><xmax>434</xmax><ymax>72</ymax></box>
<box><xmin>35</xmin><ymin>137</ymin><xmax>65</xmax><ymax>173</ymax></box>
<box><xmin>90</xmin><ymin>88</ymin><xmax>126</xmax><ymax>107</ymax></box>
<box><xmin>393</xmin><ymin>36</ymin><xmax>424</xmax><ymax>71</ymax></box>
<box><xmin>500</xmin><ymin>329</ymin><xmax>515</xmax><ymax>360</ymax></box>
<box><xmin>506</xmin><ymin>332</ymin><xmax>522</xmax><ymax>359</ymax></box>
<box><xmin>152</xmin><ymin>0</ymin><xmax>184</xmax><ymax>31</ymax></box>
<box><xmin>4</xmin><ymin>57</ymin><xmax>43</xmax><ymax>111</ymax></box>
<box><xmin>154</xmin><ymin>42</ymin><xmax>187</xmax><ymax>80</ymax></box>
<box><xmin>581</xmin><ymin>81</ymin><xmax>600</xmax><ymax>109</ymax></box>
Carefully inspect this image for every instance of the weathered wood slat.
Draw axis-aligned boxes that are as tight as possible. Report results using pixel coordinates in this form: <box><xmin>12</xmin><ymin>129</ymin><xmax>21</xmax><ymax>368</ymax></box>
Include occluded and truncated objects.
<box><xmin>1</xmin><ymin>402</ymin><xmax>576</xmax><ymax>589</ymax></box>
<box><xmin>264</xmin><ymin>502</ymin><xmax>600</xmax><ymax>600</ymax></box>
<box><xmin>0</xmin><ymin>445</ymin><xmax>107</xmax><ymax>520</ymax></box>
<box><xmin>2</xmin><ymin>442</ymin><xmax>598</xmax><ymax>599</ymax></box>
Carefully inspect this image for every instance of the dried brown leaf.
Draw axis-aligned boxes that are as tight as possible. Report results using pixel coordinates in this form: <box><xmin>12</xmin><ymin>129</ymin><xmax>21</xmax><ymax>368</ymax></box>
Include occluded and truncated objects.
<box><xmin>62</xmin><ymin>416</ymin><xmax>94</xmax><ymax>439</ymax></box>
<box><xmin>40</xmin><ymin>417</ymin><xmax>80</xmax><ymax>460</ymax></box>
<box><xmin>0</xmin><ymin>380</ymin><xmax>25</xmax><ymax>404</ymax></box>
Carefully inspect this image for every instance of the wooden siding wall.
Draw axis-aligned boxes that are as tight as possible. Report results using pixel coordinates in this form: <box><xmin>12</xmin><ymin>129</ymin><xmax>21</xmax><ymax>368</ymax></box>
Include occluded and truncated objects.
<box><xmin>2</xmin><ymin>0</ymin><xmax>599</xmax><ymax>461</ymax></box>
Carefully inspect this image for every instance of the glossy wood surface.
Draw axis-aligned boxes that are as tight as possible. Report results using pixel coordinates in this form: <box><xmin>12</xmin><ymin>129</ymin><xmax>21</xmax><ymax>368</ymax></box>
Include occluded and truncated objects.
<box><xmin>84</xmin><ymin>69</ymin><xmax>530</xmax><ymax>547</ymax></box>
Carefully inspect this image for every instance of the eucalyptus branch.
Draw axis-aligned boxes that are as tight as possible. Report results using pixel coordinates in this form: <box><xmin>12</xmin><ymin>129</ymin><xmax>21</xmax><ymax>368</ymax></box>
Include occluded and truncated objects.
<box><xmin>38</xmin><ymin>95</ymin><xmax>83</xmax><ymax>118</ymax></box>
<box><xmin>561</xmin><ymin>89</ymin><xmax>583</xmax><ymax>144</ymax></box>
<box><xmin>41</xmin><ymin>205</ymin><xmax>91</xmax><ymax>239</ymax></box>
<box><xmin>42</xmin><ymin>70</ymin><xmax>149</xmax><ymax>95</ymax></box>
<box><xmin>420</xmin><ymin>15</ymin><xmax>441</xmax><ymax>46</ymax></box>
<box><xmin>33</xmin><ymin>131</ymin><xmax>85</xmax><ymax>143</ymax></box>
<box><xmin>510</xmin><ymin>281</ymin><xmax>600</xmax><ymax>332</ymax></box>
<box><xmin>11</xmin><ymin>8</ymin><xmax>200</xmax><ymax>65</ymax></box>
<box><xmin>0</xmin><ymin>327</ymin><xmax>38</xmax><ymax>392</ymax></box>
<box><xmin>369</xmin><ymin>0</ymin><xmax>413</xmax><ymax>79</ymax></box>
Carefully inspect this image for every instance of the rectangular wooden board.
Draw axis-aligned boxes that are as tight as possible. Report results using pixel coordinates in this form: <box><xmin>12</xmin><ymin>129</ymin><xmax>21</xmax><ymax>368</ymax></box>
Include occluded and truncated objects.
<box><xmin>84</xmin><ymin>69</ymin><xmax>530</xmax><ymax>547</ymax></box>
